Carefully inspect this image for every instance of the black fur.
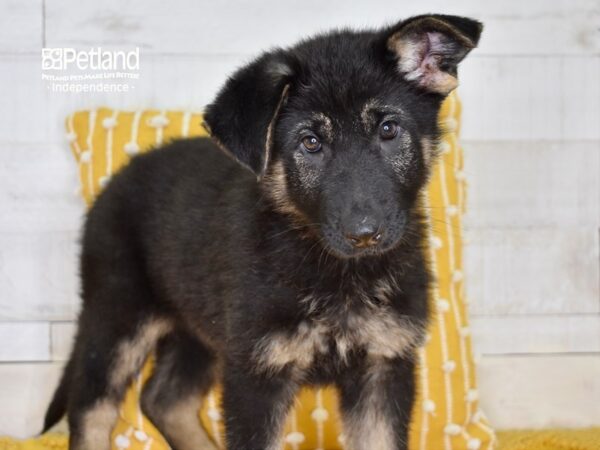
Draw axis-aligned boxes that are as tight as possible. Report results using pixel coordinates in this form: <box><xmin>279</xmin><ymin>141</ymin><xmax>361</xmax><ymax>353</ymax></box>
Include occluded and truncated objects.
<box><xmin>45</xmin><ymin>14</ymin><xmax>481</xmax><ymax>450</ymax></box>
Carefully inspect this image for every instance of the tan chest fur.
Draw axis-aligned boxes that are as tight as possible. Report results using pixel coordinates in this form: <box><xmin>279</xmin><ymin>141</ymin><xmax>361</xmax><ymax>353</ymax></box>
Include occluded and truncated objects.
<box><xmin>252</xmin><ymin>304</ymin><xmax>424</xmax><ymax>375</ymax></box>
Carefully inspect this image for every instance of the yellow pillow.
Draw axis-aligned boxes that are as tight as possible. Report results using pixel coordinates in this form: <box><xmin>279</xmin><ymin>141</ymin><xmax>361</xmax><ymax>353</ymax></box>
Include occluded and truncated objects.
<box><xmin>63</xmin><ymin>92</ymin><xmax>495</xmax><ymax>450</ymax></box>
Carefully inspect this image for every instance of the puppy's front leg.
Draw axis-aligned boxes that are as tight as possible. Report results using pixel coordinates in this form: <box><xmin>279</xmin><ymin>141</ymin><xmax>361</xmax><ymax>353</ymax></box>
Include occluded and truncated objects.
<box><xmin>223</xmin><ymin>362</ymin><xmax>298</xmax><ymax>450</ymax></box>
<box><xmin>338</xmin><ymin>357</ymin><xmax>416</xmax><ymax>450</ymax></box>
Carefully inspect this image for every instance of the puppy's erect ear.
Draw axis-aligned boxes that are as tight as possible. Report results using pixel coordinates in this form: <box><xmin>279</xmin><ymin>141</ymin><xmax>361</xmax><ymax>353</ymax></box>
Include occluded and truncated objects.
<box><xmin>203</xmin><ymin>51</ymin><xmax>294</xmax><ymax>177</ymax></box>
<box><xmin>385</xmin><ymin>15</ymin><xmax>482</xmax><ymax>95</ymax></box>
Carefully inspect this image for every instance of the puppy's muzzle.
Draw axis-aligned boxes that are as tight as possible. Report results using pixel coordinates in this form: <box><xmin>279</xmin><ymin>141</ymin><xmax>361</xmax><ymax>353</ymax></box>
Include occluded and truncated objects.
<box><xmin>344</xmin><ymin>218</ymin><xmax>383</xmax><ymax>249</ymax></box>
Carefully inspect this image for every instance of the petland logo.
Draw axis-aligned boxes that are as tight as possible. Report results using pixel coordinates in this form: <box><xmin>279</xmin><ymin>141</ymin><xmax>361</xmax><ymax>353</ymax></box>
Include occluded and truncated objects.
<box><xmin>41</xmin><ymin>47</ymin><xmax>140</xmax><ymax>93</ymax></box>
<box><xmin>42</xmin><ymin>47</ymin><xmax>140</xmax><ymax>71</ymax></box>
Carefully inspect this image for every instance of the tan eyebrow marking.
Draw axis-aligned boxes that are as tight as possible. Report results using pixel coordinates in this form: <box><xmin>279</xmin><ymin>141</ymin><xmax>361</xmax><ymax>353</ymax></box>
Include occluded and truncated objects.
<box><xmin>312</xmin><ymin>112</ymin><xmax>334</xmax><ymax>141</ymax></box>
<box><xmin>360</xmin><ymin>99</ymin><xmax>406</xmax><ymax>132</ymax></box>
<box><xmin>291</xmin><ymin>113</ymin><xmax>334</xmax><ymax>142</ymax></box>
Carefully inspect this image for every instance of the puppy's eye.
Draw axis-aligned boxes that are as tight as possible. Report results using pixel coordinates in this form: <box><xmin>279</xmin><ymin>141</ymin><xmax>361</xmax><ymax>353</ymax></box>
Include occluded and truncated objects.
<box><xmin>379</xmin><ymin>121</ymin><xmax>399</xmax><ymax>140</ymax></box>
<box><xmin>301</xmin><ymin>135</ymin><xmax>322</xmax><ymax>153</ymax></box>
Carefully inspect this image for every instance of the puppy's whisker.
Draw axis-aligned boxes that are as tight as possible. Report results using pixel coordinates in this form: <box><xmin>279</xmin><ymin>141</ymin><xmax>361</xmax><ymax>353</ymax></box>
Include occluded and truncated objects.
<box><xmin>293</xmin><ymin>239</ymin><xmax>323</xmax><ymax>275</ymax></box>
<box><xmin>265</xmin><ymin>222</ymin><xmax>321</xmax><ymax>240</ymax></box>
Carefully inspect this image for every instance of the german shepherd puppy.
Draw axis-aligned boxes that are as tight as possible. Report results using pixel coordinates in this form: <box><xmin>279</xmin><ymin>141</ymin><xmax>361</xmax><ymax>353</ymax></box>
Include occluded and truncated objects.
<box><xmin>44</xmin><ymin>14</ymin><xmax>481</xmax><ymax>450</ymax></box>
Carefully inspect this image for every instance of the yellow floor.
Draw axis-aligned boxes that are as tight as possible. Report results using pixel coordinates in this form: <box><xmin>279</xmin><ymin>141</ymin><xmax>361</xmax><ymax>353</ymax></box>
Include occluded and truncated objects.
<box><xmin>1</xmin><ymin>429</ymin><xmax>600</xmax><ymax>450</ymax></box>
<box><xmin>496</xmin><ymin>428</ymin><xmax>600</xmax><ymax>449</ymax></box>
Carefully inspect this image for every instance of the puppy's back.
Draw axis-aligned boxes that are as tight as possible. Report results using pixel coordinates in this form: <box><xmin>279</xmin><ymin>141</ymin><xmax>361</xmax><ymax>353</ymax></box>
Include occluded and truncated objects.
<box><xmin>81</xmin><ymin>137</ymin><xmax>256</xmax><ymax>306</ymax></box>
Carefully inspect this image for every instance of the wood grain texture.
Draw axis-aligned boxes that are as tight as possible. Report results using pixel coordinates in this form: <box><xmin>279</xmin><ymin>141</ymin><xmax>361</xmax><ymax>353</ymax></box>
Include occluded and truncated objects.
<box><xmin>464</xmin><ymin>227</ymin><xmax>600</xmax><ymax>315</ymax></box>
<box><xmin>42</xmin><ymin>0</ymin><xmax>600</xmax><ymax>56</ymax></box>
<box><xmin>478</xmin><ymin>354</ymin><xmax>600</xmax><ymax>429</ymax></box>
<box><xmin>0</xmin><ymin>54</ymin><xmax>239</xmax><ymax>144</ymax></box>
<box><xmin>0</xmin><ymin>143</ymin><xmax>83</xmax><ymax>232</ymax></box>
<box><xmin>0</xmin><ymin>362</ymin><xmax>63</xmax><ymax>438</ymax></box>
<box><xmin>459</xmin><ymin>55</ymin><xmax>600</xmax><ymax>140</ymax></box>
<box><xmin>0</xmin><ymin>231</ymin><xmax>80</xmax><ymax>321</ymax></box>
<box><xmin>470</xmin><ymin>315</ymin><xmax>600</xmax><ymax>355</ymax></box>
<box><xmin>2</xmin><ymin>55</ymin><xmax>599</xmax><ymax>145</ymax></box>
<box><xmin>50</xmin><ymin>321</ymin><xmax>75</xmax><ymax>361</ymax></box>
<box><xmin>0</xmin><ymin>322</ymin><xmax>50</xmax><ymax>362</ymax></box>
<box><xmin>462</xmin><ymin>140</ymin><xmax>600</xmax><ymax>228</ymax></box>
<box><xmin>0</xmin><ymin>0</ymin><xmax>42</xmax><ymax>53</ymax></box>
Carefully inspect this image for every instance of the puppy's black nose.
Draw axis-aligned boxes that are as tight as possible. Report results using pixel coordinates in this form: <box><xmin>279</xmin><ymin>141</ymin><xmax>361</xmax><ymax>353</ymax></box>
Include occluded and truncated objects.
<box><xmin>345</xmin><ymin>223</ymin><xmax>383</xmax><ymax>249</ymax></box>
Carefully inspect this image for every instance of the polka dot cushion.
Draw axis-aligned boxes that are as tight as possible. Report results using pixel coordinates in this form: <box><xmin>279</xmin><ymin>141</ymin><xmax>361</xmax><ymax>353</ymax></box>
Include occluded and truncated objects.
<box><xmin>62</xmin><ymin>92</ymin><xmax>495</xmax><ymax>450</ymax></box>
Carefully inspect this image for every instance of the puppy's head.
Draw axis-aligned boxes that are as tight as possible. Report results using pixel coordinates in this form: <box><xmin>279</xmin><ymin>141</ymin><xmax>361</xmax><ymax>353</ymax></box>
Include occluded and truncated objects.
<box><xmin>204</xmin><ymin>14</ymin><xmax>482</xmax><ymax>258</ymax></box>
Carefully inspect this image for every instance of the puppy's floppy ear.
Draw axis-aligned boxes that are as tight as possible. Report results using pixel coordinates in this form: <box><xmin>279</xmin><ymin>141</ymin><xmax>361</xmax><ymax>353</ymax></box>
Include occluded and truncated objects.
<box><xmin>203</xmin><ymin>51</ymin><xmax>294</xmax><ymax>177</ymax></box>
<box><xmin>385</xmin><ymin>14</ymin><xmax>482</xmax><ymax>95</ymax></box>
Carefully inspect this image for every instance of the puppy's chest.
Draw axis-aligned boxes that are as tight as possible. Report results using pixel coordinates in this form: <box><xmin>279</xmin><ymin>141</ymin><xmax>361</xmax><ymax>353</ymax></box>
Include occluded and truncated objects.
<box><xmin>253</xmin><ymin>286</ymin><xmax>424</xmax><ymax>374</ymax></box>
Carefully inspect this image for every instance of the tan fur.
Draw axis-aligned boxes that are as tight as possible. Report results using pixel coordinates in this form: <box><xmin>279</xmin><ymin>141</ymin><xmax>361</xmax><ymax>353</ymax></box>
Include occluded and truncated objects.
<box><xmin>261</xmin><ymin>84</ymin><xmax>290</xmax><ymax>176</ymax></box>
<box><xmin>420</xmin><ymin>136</ymin><xmax>437</xmax><ymax>169</ymax></box>
<box><xmin>312</xmin><ymin>112</ymin><xmax>334</xmax><ymax>141</ymax></box>
<box><xmin>265</xmin><ymin>382</ymin><xmax>300</xmax><ymax>450</ymax></box>
<box><xmin>387</xmin><ymin>17</ymin><xmax>475</xmax><ymax>59</ymax></box>
<box><xmin>265</xmin><ymin>433</ymin><xmax>285</xmax><ymax>450</ymax></box>
<box><xmin>351</xmin><ymin>309</ymin><xmax>423</xmax><ymax>360</ymax></box>
<box><xmin>360</xmin><ymin>100</ymin><xmax>406</xmax><ymax>133</ymax></box>
<box><xmin>110</xmin><ymin>318</ymin><xmax>173</xmax><ymax>389</ymax></box>
<box><xmin>253</xmin><ymin>320</ymin><xmax>329</xmax><ymax>374</ymax></box>
<box><xmin>253</xmin><ymin>294</ymin><xmax>424</xmax><ymax>373</ymax></box>
<box><xmin>262</xmin><ymin>160</ymin><xmax>310</xmax><ymax>224</ymax></box>
<box><xmin>429</xmin><ymin>73</ymin><xmax>459</xmax><ymax>95</ymax></box>
<box><xmin>387</xmin><ymin>16</ymin><xmax>475</xmax><ymax>95</ymax></box>
<box><xmin>74</xmin><ymin>399</ymin><xmax>119</xmax><ymax>450</ymax></box>
<box><xmin>341</xmin><ymin>363</ymin><xmax>398</xmax><ymax>450</ymax></box>
<box><xmin>160</xmin><ymin>395</ymin><xmax>218</xmax><ymax>450</ymax></box>
<box><xmin>392</xmin><ymin>39</ymin><xmax>424</xmax><ymax>75</ymax></box>
<box><xmin>388</xmin><ymin>32</ymin><xmax>459</xmax><ymax>95</ymax></box>
<box><xmin>360</xmin><ymin>99</ymin><xmax>377</xmax><ymax>131</ymax></box>
<box><xmin>72</xmin><ymin>319</ymin><xmax>173</xmax><ymax>450</ymax></box>
<box><xmin>385</xmin><ymin>132</ymin><xmax>414</xmax><ymax>179</ymax></box>
<box><xmin>373</xmin><ymin>276</ymin><xmax>400</xmax><ymax>304</ymax></box>
<box><xmin>292</xmin><ymin>151</ymin><xmax>321</xmax><ymax>190</ymax></box>
<box><xmin>289</xmin><ymin>113</ymin><xmax>332</xmax><ymax>191</ymax></box>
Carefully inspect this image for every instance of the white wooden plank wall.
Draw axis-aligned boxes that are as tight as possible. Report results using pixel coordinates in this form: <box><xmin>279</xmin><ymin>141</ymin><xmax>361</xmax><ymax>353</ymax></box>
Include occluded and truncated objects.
<box><xmin>0</xmin><ymin>0</ymin><xmax>599</xmax><ymax>437</ymax></box>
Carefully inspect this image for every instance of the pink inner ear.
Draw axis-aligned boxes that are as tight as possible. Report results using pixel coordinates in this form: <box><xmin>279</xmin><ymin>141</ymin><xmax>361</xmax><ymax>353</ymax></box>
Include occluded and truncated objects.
<box><xmin>399</xmin><ymin>31</ymin><xmax>458</xmax><ymax>94</ymax></box>
<box><xmin>421</xmin><ymin>33</ymin><xmax>440</xmax><ymax>73</ymax></box>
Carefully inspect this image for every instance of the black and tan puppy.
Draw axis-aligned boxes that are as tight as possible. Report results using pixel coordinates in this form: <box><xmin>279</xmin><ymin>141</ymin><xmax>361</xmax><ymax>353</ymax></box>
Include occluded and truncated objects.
<box><xmin>44</xmin><ymin>14</ymin><xmax>481</xmax><ymax>450</ymax></box>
